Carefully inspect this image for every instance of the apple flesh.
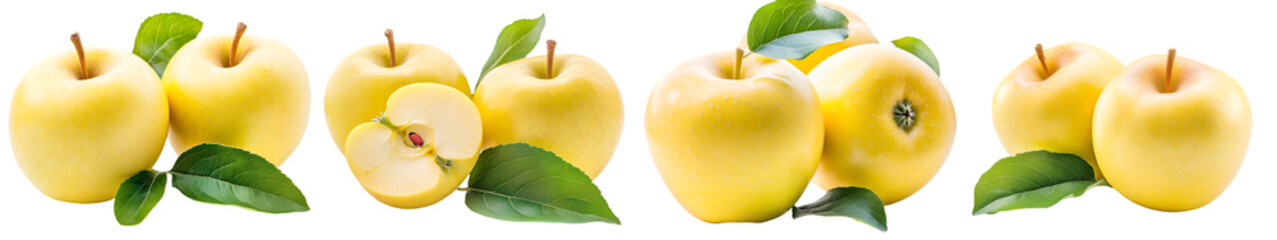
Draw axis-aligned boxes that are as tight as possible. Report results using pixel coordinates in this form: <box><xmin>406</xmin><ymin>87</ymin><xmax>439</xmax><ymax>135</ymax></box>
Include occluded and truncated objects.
<box><xmin>326</xmin><ymin>39</ymin><xmax>469</xmax><ymax>153</ymax></box>
<box><xmin>992</xmin><ymin>43</ymin><xmax>1122</xmax><ymax>179</ymax></box>
<box><xmin>807</xmin><ymin>44</ymin><xmax>955</xmax><ymax>204</ymax></box>
<box><xmin>1094</xmin><ymin>52</ymin><xmax>1250</xmax><ymax>211</ymax></box>
<box><xmin>344</xmin><ymin>83</ymin><xmax>482</xmax><ymax>209</ymax></box>
<box><xmin>163</xmin><ymin>29</ymin><xmax>309</xmax><ymax>166</ymax></box>
<box><xmin>474</xmin><ymin>51</ymin><xmax>623</xmax><ymax>179</ymax></box>
<box><xmin>645</xmin><ymin>51</ymin><xmax>823</xmax><ymax>223</ymax></box>
<box><xmin>11</xmin><ymin>46</ymin><xmax>168</xmax><ymax>203</ymax></box>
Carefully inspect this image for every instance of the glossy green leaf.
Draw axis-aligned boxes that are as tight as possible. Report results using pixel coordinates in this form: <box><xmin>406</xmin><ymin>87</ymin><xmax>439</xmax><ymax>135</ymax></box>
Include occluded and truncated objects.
<box><xmin>892</xmin><ymin>36</ymin><xmax>941</xmax><ymax>76</ymax></box>
<box><xmin>132</xmin><ymin>12</ymin><xmax>202</xmax><ymax>77</ymax></box>
<box><xmin>973</xmin><ymin>150</ymin><xmax>1099</xmax><ymax>215</ymax></box>
<box><xmin>169</xmin><ymin>143</ymin><xmax>309</xmax><ymax>213</ymax></box>
<box><xmin>477</xmin><ymin>14</ymin><xmax>546</xmax><ymax>84</ymax></box>
<box><xmin>465</xmin><ymin>143</ymin><xmax>620</xmax><ymax>224</ymax></box>
<box><xmin>113</xmin><ymin>170</ymin><xmax>167</xmax><ymax>226</ymax></box>
<box><xmin>793</xmin><ymin>186</ymin><xmax>887</xmax><ymax>231</ymax></box>
<box><xmin>746</xmin><ymin>0</ymin><xmax>849</xmax><ymax>60</ymax></box>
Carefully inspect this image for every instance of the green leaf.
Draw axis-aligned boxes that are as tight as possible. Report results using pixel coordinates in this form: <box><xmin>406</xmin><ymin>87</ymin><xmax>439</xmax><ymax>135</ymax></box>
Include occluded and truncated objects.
<box><xmin>113</xmin><ymin>170</ymin><xmax>167</xmax><ymax>226</ymax></box>
<box><xmin>465</xmin><ymin>143</ymin><xmax>620</xmax><ymax>224</ymax></box>
<box><xmin>793</xmin><ymin>186</ymin><xmax>887</xmax><ymax>231</ymax></box>
<box><xmin>132</xmin><ymin>12</ymin><xmax>202</xmax><ymax>77</ymax></box>
<box><xmin>477</xmin><ymin>14</ymin><xmax>546</xmax><ymax>85</ymax></box>
<box><xmin>892</xmin><ymin>36</ymin><xmax>941</xmax><ymax>76</ymax></box>
<box><xmin>169</xmin><ymin>143</ymin><xmax>309</xmax><ymax>213</ymax></box>
<box><xmin>746</xmin><ymin>0</ymin><xmax>849</xmax><ymax>60</ymax></box>
<box><xmin>972</xmin><ymin>150</ymin><xmax>1099</xmax><ymax>215</ymax></box>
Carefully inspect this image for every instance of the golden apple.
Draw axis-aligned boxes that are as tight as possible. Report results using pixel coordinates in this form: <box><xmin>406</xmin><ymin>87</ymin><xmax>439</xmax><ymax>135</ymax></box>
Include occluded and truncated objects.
<box><xmin>344</xmin><ymin>83</ymin><xmax>481</xmax><ymax>208</ymax></box>
<box><xmin>807</xmin><ymin>44</ymin><xmax>955</xmax><ymax>205</ymax></box>
<box><xmin>326</xmin><ymin>29</ymin><xmax>469</xmax><ymax>153</ymax></box>
<box><xmin>993</xmin><ymin>43</ymin><xmax>1122</xmax><ymax>179</ymax></box>
<box><xmin>1094</xmin><ymin>50</ymin><xmax>1250</xmax><ymax>211</ymax></box>
<box><xmin>163</xmin><ymin>23</ymin><xmax>309</xmax><ymax>165</ymax></box>
<box><xmin>473</xmin><ymin>40</ymin><xmax>623</xmax><ymax>179</ymax></box>
<box><xmin>10</xmin><ymin>34</ymin><xmax>168</xmax><ymax>203</ymax></box>
<box><xmin>645</xmin><ymin>50</ymin><xmax>822</xmax><ymax>223</ymax></box>
<box><xmin>739</xmin><ymin>1</ymin><xmax>878</xmax><ymax>74</ymax></box>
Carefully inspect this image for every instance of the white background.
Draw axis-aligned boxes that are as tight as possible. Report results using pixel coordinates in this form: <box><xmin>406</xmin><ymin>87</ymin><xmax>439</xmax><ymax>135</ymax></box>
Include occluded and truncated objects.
<box><xmin>1</xmin><ymin>0</ymin><xmax>1272</xmax><ymax>239</ymax></box>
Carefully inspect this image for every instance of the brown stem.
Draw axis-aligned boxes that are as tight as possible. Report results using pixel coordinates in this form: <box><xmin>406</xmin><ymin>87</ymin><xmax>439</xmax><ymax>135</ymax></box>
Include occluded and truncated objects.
<box><xmin>70</xmin><ymin>32</ymin><xmax>87</xmax><ymax>79</ymax></box>
<box><xmin>734</xmin><ymin>48</ymin><xmax>745</xmax><ymax>80</ymax></box>
<box><xmin>545</xmin><ymin>39</ymin><xmax>557</xmax><ymax>78</ymax></box>
<box><xmin>1165</xmin><ymin>48</ymin><xmax>1176</xmax><ymax>93</ymax></box>
<box><xmin>1035</xmin><ymin>43</ymin><xmax>1049</xmax><ymax>76</ymax></box>
<box><xmin>230</xmin><ymin>22</ymin><xmax>247</xmax><ymax>67</ymax></box>
<box><xmin>385</xmin><ymin>29</ymin><xmax>397</xmax><ymax>67</ymax></box>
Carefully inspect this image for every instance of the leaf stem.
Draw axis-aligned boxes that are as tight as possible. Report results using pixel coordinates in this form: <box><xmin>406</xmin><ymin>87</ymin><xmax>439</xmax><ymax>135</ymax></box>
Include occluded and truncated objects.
<box><xmin>70</xmin><ymin>32</ymin><xmax>88</xmax><ymax>80</ymax></box>
<box><xmin>229</xmin><ymin>22</ymin><xmax>246</xmax><ymax>67</ymax></box>
<box><xmin>384</xmin><ymin>29</ymin><xmax>396</xmax><ymax>67</ymax></box>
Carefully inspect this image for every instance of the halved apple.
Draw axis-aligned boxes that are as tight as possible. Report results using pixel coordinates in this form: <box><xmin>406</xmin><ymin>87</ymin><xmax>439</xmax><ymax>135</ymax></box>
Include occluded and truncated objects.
<box><xmin>344</xmin><ymin>83</ymin><xmax>482</xmax><ymax>208</ymax></box>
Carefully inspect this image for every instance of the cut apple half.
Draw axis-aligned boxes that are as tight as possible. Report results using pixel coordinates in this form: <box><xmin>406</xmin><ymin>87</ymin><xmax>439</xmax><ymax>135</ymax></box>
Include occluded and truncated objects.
<box><xmin>344</xmin><ymin>83</ymin><xmax>482</xmax><ymax>208</ymax></box>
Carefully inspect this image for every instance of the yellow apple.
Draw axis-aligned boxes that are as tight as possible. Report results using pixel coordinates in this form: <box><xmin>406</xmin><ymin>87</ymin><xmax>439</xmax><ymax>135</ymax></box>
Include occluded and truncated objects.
<box><xmin>326</xmin><ymin>29</ymin><xmax>469</xmax><ymax>153</ymax></box>
<box><xmin>645</xmin><ymin>50</ymin><xmax>823</xmax><ymax>223</ymax></box>
<box><xmin>473</xmin><ymin>40</ymin><xmax>623</xmax><ymax>179</ymax></box>
<box><xmin>738</xmin><ymin>1</ymin><xmax>878</xmax><ymax>74</ymax></box>
<box><xmin>992</xmin><ymin>43</ymin><xmax>1122</xmax><ymax>179</ymax></box>
<box><xmin>344</xmin><ymin>83</ymin><xmax>481</xmax><ymax>208</ymax></box>
<box><xmin>1094</xmin><ymin>50</ymin><xmax>1250</xmax><ymax>211</ymax></box>
<box><xmin>163</xmin><ymin>23</ymin><xmax>309</xmax><ymax>165</ymax></box>
<box><xmin>790</xmin><ymin>1</ymin><xmax>878</xmax><ymax>74</ymax></box>
<box><xmin>807</xmin><ymin>44</ymin><xmax>954</xmax><ymax>205</ymax></box>
<box><xmin>10</xmin><ymin>34</ymin><xmax>168</xmax><ymax>203</ymax></box>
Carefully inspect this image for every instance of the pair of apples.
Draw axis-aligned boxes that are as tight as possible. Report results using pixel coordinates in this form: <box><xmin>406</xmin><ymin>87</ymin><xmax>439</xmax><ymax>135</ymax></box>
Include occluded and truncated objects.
<box><xmin>325</xmin><ymin>31</ymin><xmax>623</xmax><ymax>208</ymax></box>
<box><xmin>646</xmin><ymin>4</ymin><xmax>956</xmax><ymax>223</ymax></box>
<box><xmin>993</xmin><ymin>43</ymin><xmax>1251</xmax><ymax>211</ymax></box>
<box><xmin>11</xmin><ymin>24</ymin><xmax>310</xmax><ymax>203</ymax></box>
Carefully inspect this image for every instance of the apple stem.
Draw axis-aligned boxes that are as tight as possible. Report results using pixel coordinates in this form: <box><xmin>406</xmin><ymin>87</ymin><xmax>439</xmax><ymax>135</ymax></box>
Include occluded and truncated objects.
<box><xmin>1035</xmin><ymin>43</ymin><xmax>1049</xmax><ymax>76</ymax></box>
<box><xmin>230</xmin><ymin>22</ymin><xmax>247</xmax><ymax>67</ymax></box>
<box><xmin>1165</xmin><ymin>48</ymin><xmax>1176</xmax><ymax>93</ymax></box>
<box><xmin>734</xmin><ymin>48</ymin><xmax>745</xmax><ymax>80</ymax></box>
<box><xmin>546</xmin><ymin>39</ymin><xmax>557</xmax><ymax>78</ymax></box>
<box><xmin>70</xmin><ymin>32</ymin><xmax>87</xmax><ymax>80</ymax></box>
<box><xmin>385</xmin><ymin>29</ymin><xmax>397</xmax><ymax>67</ymax></box>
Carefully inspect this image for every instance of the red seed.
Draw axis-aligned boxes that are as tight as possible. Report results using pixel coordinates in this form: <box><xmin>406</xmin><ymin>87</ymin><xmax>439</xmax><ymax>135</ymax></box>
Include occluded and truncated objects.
<box><xmin>408</xmin><ymin>132</ymin><xmax>424</xmax><ymax>146</ymax></box>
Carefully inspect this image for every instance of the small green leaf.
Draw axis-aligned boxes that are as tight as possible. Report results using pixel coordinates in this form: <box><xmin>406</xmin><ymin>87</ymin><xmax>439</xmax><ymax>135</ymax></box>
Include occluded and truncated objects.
<box><xmin>792</xmin><ymin>186</ymin><xmax>887</xmax><ymax>231</ymax></box>
<box><xmin>747</xmin><ymin>0</ymin><xmax>849</xmax><ymax>60</ymax></box>
<box><xmin>892</xmin><ymin>36</ymin><xmax>940</xmax><ymax>76</ymax></box>
<box><xmin>169</xmin><ymin>143</ymin><xmax>309</xmax><ymax>213</ymax></box>
<box><xmin>477</xmin><ymin>14</ymin><xmax>546</xmax><ymax>84</ymax></box>
<box><xmin>113</xmin><ymin>170</ymin><xmax>167</xmax><ymax>226</ymax></box>
<box><xmin>465</xmin><ymin>143</ymin><xmax>620</xmax><ymax>224</ymax></box>
<box><xmin>132</xmin><ymin>12</ymin><xmax>202</xmax><ymax>77</ymax></box>
<box><xmin>973</xmin><ymin>150</ymin><xmax>1099</xmax><ymax>215</ymax></box>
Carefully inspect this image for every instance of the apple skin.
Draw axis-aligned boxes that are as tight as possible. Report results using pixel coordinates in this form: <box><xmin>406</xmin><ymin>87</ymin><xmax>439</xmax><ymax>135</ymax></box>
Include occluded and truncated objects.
<box><xmin>326</xmin><ymin>43</ymin><xmax>469</xmax><ymax>153</ymax></box>
<box><xmin>645</xmin><ymin>51</ymin><xmax>822</xmax><ymax>223</ymax></box>
<box><xmin>807</xmin><ymin>44</ymin><xmax>954</xmax><ymax>205</ymax></box>
<box><xmin>344</xmin><ymin>83</ymin><xmax>481</xmax><ymax>209</ymax></box>
<box><xmin>992</xmin><ymin>43</ymin><xmax>1121</xmax><ymax>179</ymax></box>
<box><xmin>10</xmin><ymin>48</ymin><xmax>168</xmax><ymax>203</ymax></box>
<box><xmin>473</xmin><ymin>54</ymin><xmax>623</xmax><ymax>179</ymax></box>
<box><xmin>739</xmin><ymin>2</ymin><xmax>877</xmax><ymax>74</ymax></box>
<box><xmin>162</xmin><ymin>34</ymin><xmax>309</xmax><ymax>166</ymax></box>
<box><xmin>1094</xmin><ymin>54</ymin><xmax>1250</xmax><ymax>212</ymax></box>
